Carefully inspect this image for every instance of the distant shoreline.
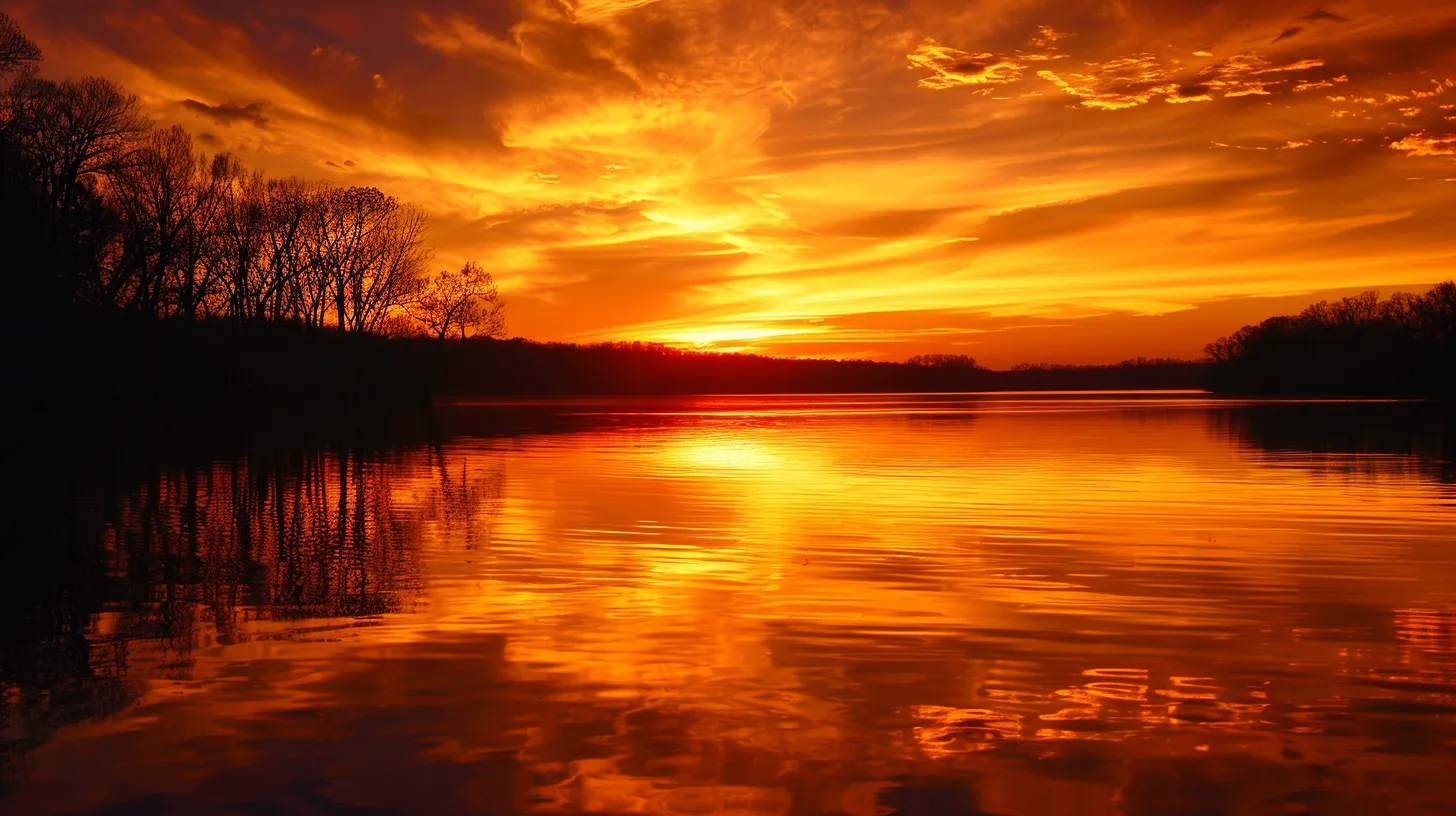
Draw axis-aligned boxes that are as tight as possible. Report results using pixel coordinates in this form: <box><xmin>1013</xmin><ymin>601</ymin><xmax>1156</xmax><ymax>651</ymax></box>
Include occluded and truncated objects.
<box><xmin>12</xmin><ymin>316</ymin><xmax>1452</xmax><ymax>426</ymax></box>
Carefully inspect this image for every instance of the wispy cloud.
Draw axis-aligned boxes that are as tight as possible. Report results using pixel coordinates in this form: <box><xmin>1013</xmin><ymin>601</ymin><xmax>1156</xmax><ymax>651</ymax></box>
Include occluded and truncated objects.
<box><xmin>1391</xmin><ymin>131</ymin><xmax>1456</xmax><ymax>156</ymax></box>
<box><xmin>180</xmin><ymin>99</ymin><xmax>268</xmax><ymax>127</ymax></box>
<box><xmin>909</xmin><ymin>41</ymin><xmax>1025</xmax><ymax>89</ymax></box>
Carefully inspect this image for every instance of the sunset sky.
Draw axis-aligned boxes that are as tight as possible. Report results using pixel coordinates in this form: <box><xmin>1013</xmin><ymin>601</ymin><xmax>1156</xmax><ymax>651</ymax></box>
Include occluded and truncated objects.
<box><xmin>9</xmin><ymin>0</ymin><xmax>1456</xmax><ymax>364</ymax></box>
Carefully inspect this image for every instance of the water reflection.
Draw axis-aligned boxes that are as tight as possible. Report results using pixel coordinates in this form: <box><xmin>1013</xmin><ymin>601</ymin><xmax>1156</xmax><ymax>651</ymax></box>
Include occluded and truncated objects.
<box><xmin>1214</xmin><ymin>400</ymin><xmax>1454</xmax><ymax>485</ymax></box>
<box><xmin>3</xmin><ymin>397</ymin><xmax>1455</xmax><ymax>815</ymax></box>
<box><xmin>1</xmin><ymin>448</ymin><xmax>500</xmax><ymax>791</ymax></box>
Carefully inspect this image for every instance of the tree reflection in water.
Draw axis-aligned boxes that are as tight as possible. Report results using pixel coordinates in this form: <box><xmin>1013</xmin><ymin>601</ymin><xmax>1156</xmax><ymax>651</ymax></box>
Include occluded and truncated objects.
<box><xmin>0</xmin><ymin>445</ymin><xmax>504</xmax><ymax>789</ymax></box>
<box><xmin>2</xmin><ymin>398</ymin><xmax>1454</xmax><ymax>814</ymax></box>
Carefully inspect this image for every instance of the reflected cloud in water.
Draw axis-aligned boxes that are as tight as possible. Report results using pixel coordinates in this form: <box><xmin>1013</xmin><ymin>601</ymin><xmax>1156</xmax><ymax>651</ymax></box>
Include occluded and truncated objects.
<box><xmin>3</xmin><ymin>396</ymin><xmax>1455</xmax><ymax>815</ymax></box>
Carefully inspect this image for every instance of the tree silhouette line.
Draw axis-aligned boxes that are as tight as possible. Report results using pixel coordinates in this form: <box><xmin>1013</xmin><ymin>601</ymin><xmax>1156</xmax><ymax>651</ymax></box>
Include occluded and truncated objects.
<box><xmin>1205</xmin><ymin>284</ymin><xmax>1456</xmax><ymax>394</ymax></box>
<box><xmin>0</xmin><ymin>13</ymin><xmax>503</xmax><ymax>340</ymax></box>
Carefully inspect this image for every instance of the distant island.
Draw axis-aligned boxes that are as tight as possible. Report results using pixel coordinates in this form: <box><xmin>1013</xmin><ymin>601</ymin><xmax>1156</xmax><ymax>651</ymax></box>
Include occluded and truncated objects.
<box><xmin>3</xmin><ymin>11</ymin><xmax>1452</xmax><ymax>428</ymax></box>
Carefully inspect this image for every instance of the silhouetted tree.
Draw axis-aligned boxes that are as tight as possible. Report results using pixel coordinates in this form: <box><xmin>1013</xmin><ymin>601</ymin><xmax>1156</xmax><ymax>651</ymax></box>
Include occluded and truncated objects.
<box><xmin>258</xmin><ymin>177</ymin><xmax>320</xmax><ymax>322</ymax></box>
<box><xmin>214</xmin><ymin>157</ymin><xmax>267</xmax><ymax>318</ymax></box>
<box><xmin>2</xmin><ymin>68</ymin><xmax>147</xmax><ymax>310</ymax></box>
<box><xmin>0</xmin><ymin>14</ymin><xmax>468</xmax><ymax>337</ymax></box>
<box><xmin>306</xmin><ymin>185</ymin><xmax>429</xmax><ymax>333</ymax></box>
<box><xmin>13</xmin><ymin>75</ymin><xmax>146</xmax><ymax>232</ymax></box>
<box><xmin>411</xmin><ymin>261</ymin><xmax>506</xmax><ymax>340</ymax></box>
<box><xmin>0</xmin><ymin>12</ymin><xmax>40</xmax><ymax>75</ymax></box>
<box><xmin>349</xmin><ymin>199</ymin><xmax>428</xmax><ymax>333</ymax></box>
<box><xmin>907</xmin><ymin>353</ymin><xmax>981</xmax><ymax>370</ymax></box>
<box><xmin>108</xmin><ymin>126</ymin><xmax>230</xmax><ymax>315</ymax></box>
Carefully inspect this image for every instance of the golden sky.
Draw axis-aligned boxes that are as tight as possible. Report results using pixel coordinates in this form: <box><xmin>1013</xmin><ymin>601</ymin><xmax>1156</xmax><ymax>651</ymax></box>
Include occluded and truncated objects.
<box><xmin>9</xmin><ymin>0</ymin><xmax>1456</xmax><ymax>364</ymax></box>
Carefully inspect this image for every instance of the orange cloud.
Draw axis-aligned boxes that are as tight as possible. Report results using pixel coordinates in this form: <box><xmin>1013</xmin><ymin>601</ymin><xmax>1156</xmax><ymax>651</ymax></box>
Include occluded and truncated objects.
<box><xmin>1391</xmin><ymin>131</ymin><xmax>1456</xmax><ymax>157</ymax></box>
<box><xmin>908</xmin><ymin>41</ymin><xmax>1025</xmax><ymax>89</ymax></box>
<box><xmin>8</xmin><ymin>0</ymin><xmax>1456</xmax><ymax>365</ymax></box>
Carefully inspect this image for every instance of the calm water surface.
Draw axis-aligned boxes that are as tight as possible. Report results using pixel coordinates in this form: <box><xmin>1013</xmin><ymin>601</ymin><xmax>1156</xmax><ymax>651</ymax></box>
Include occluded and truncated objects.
<box><xmin>3</xmin><ymin>395</ymin><xmax>1455</xmax><ymax>815</ymax></box>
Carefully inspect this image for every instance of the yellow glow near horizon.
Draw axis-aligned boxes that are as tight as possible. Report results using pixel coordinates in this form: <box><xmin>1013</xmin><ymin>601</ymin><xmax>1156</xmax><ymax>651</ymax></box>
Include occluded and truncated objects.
<box><xmin>652</xmin><ymin>324</ymin><xmax>830</xmax><ymax>348</ymax></box>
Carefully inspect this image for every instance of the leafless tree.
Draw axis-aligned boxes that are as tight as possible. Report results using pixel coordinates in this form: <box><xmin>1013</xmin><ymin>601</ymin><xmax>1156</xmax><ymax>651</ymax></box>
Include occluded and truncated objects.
<box><xmin>108</xmin><ymin>126</ymin><xmax>230</xmax><ymax>314</ymax></box>
<box><xmin>3</xmin><ymin>74</ymin><xmax>147</xmax><ymax>305</ymax></box>
<box><xmin>349</xmin><ymin>201</ymin><xmax>429</xmax><ymax>333</ymax></box>
<box><xmin>260</xmin><ymin>177</ymin><xmax>319</xmax><ymax>322</ymax></box>
<box><xmin>309</xmin><ymin>186</ymin><xmax>385</xmax><ymax>330</ymax></box>
<box><xmin>183</xmin><ymin>153</ymin><xmax>233</xmax><ymax>317</ymax></box>
<box><xmin>0</xmin><ymin>12</ymin><xmax>41</xmax><ymax>76</ymax></box>
<box><xmin>306</xmin><ymin>186</ymin><xmax>429</xmax><ymax>332</ymax></box>
<box><xmin>377</xmin><ymin>311</ymin><xmax>426</xmax><ymax>338</ymax></box>
<box><xmin>10</xmin><ymin>76</ymin><xmax>147</xmax><ymax>223</ymax></box>
<box><xmin>0</xmin><ymin>12</ymin><xmax>499</xmax><ymax>334</ymax></box>
<box><xmin>213</xmin><ymin>157</ymin><xmax>268</xmax><ymax>319</ymax></box>
<box><xmin>411</xmin><ymin>261</ymin><xmax>506</xmax><ymax>340</ymax></box>
<box><xmin>124</xmin><ymin>131</ymin><xmax>192</xmax><ymax>311</ymax></box>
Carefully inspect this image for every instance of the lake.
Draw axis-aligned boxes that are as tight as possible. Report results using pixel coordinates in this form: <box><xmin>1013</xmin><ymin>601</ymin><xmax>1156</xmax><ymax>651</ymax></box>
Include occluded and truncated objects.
<box><xmin>3</xmin><ymin>395</ymin><xmax>1454</xmax><ymax>815</ymax></box>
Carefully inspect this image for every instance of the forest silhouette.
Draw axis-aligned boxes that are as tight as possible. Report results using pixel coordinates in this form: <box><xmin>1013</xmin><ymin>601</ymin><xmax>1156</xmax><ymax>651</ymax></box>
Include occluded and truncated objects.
<box><xmin>3</xmin><ymin>11</ymin><xmax>1452</xmax><ymax>417</ymax></box>
<box><xmin>0</xmin><ymin>13</ymin><xmax>502</xmax><ymax>339</ymax></box>
<box><xmin>1206</xmin><ymin>286</ymin><xmax>1456</xmax><ymax>394</ymax></box>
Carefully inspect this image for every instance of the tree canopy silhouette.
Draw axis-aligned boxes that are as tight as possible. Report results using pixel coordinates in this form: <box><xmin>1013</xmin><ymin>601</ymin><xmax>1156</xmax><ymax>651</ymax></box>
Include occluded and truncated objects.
<box><xmin>0</xmin><ymin>12</ymin><xmax>502</xmax><ymax>338</ymax></box>
<box><xmin>410</xmin><ymin>261</ymin><xmax>507</xmax><ymax>340</ymax></box>
<box><xmin>1205</xmin><ymin>283</ymin><xmax>1456</xmax><ymax>394</ymax></box>
<box><xmin>906</xmin><ymin>353</ymin><xmax>983</xmax><ymax>370</ymax></box>
<box><xmin>0</xmin><ymin>12</ymin><xmax>40</xmax><ymax>72</ymax></box>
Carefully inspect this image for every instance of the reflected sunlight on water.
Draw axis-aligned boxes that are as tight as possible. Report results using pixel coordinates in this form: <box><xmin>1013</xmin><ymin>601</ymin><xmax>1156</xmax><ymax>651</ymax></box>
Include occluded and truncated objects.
<box><xmin>2</xmin><ymin>396</ymin><xmax>1455</xmax><ymax>815</ymax></box>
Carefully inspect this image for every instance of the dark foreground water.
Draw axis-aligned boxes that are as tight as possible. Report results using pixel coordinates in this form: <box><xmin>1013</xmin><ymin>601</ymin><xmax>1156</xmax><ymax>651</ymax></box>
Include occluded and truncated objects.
<box><xmin>3</xmin><ymin>395</ymin><xmax>1455</xmax><ymax>815</ymax></box>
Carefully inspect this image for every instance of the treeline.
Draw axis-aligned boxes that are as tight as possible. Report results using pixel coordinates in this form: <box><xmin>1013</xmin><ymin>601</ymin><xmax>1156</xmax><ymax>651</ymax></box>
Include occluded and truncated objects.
<box><xmin>433</xmin><ymin>339</ymin><xmax>1207</xmax><ymax>396</ymax></box>
<box><xmin>1206</xmin><ymin>283</ymin><xmax>1456</xmax><ymax>394</ymax></box>
<box><xmin>0</xmin><ymin>13</ymin><xmax>501</xmax><ymax>337</ymax></box>
<box><xmin>1011</xmin><ymin>357</ymin><xmax>1193</xmax><ymax>372</ymax></box>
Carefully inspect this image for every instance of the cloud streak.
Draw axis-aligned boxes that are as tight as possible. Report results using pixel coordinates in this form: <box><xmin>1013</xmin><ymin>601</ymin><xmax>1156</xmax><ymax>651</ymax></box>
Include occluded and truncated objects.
<box><xmin>180</xmin><ymin>98</ymin><xmax>268</xmax><ymax>127</ymax></box>
<box><xmin>909</xmin><ymin>41</ymin><xmax>1025</xmax><ymax>89</ymax></box>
